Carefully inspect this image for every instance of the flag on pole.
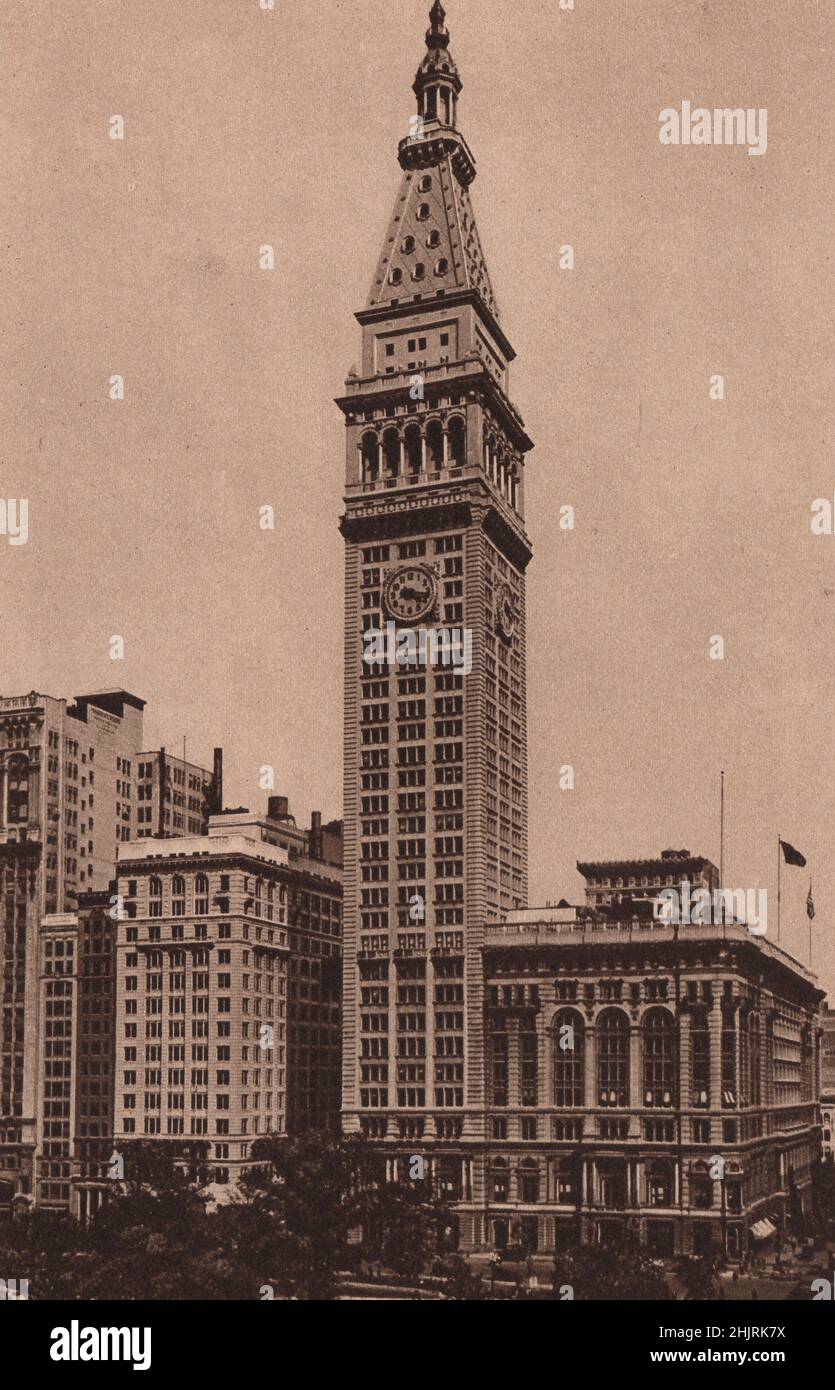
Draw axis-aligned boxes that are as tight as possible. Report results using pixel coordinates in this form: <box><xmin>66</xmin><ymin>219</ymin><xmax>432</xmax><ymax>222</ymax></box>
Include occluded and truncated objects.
<box><xmin>807</xmin><ymin>882</ymin><xmax>815</xmax><ymax>921</ymax></box>
<box><xmin>779</xmin><ymin>839</ymin><xmax>807</xmax><ymax>868</ymax></box>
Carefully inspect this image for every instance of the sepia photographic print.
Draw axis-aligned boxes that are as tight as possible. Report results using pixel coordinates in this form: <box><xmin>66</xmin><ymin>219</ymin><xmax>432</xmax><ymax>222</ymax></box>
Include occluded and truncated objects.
<box><xmin>2</xmin><ymin>0</ymin><xmax>834</xmax><ymax>1368</ymax></box>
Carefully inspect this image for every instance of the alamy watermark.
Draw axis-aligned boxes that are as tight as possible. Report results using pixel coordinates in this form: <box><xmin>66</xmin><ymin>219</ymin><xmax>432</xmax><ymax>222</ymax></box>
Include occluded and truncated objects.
<box><xmin>0</xmin><ymin>499</ymin><xmax>28</xmax><ymax>545</ymax></box>
<box><xmin>658</xmin><ymin>102</ymin><xmax>767</xmax><ymax>157</ymax></box>
<box><xmin>50</xmin><ymin>1322</ymin><xmax>151</xmax><ymax>1371</ymax></box>
<box><xmin>654</xmin><ymin>881</ymin><xmax>767</xmax><ymax>936</ymax></box>
<box><xmin>363</xmin><ymin>623</ymin><xmax>473</xmax><ymax>676</ymax></box>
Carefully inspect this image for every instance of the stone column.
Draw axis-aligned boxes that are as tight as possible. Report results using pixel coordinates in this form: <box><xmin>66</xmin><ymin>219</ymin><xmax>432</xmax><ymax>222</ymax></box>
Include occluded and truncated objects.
<box><xmin>584</xmin><ymin>1022</ymin><xmax>597</xmax><ymax>1110</ymax></box>
<box><xmin>629</xmin><ymin>1021</ymin><xmax>642</xmax><ymax>1117</ymax></box>
<box><xmin>538</xmin><ymin>985</ymin><xmax>555</xmax><ymax>1109</ymax></box>
<box><xmin>727</xmin><ymin>1002</ymin><xmax>739</xmax><ymax>1108</ymax></box>
<box><xmin>679</xmin><ymin>1009</ymin><xmax>692</xmax><ymax>1108</ymax></box>
<box><xmin>709</xmin><ymin>995</ymin><xmax>723</xmax><ymax>1112</ymax></box>
<box><xmin>507</xmin><ymin>1017</ymin><xmax>521</xmax><ymax>1139</ymax></box>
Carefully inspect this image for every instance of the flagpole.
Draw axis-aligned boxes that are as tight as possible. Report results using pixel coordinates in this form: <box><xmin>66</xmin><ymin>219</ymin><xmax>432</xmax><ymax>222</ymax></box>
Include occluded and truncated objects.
<box><xmin>719</xmin><ymin>770</ymin><xmax>725</xmax><ymax>936</ymax></box>
<box><xmin>776</xmin><ymin>835</ymin><xmax>781</xmax><ymax>944</ymax></box>
<box><xmin>809</xmin><ymin>879</ymin><xmax>813</xmax><ymax>967</ymax></box>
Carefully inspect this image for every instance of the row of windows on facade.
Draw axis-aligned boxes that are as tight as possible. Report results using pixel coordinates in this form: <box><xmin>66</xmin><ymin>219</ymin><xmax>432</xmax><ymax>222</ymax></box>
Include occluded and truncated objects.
<box><xmin>122</xmin><ymin>996</ymin><xmax>274</xmax><ymax>1021</ymax></box>
<box><xmin>118</xmin><ymin>1118</ymin><xmax>279</xmax><ymax>1139</ymax></box>
<box><xmin>358</xmin><ymin>931</ymin><xmax>464</xmax><ymax>951</ymax></box>
<box><xmin>489</xmin><ymin>1008</ymin><xmax>767</xmax><ymax>1110</ymax></box>
<box><xmin>122</xmin><ymin>876</ymin><xmax>338</xmax><ymax>917</ymax></box>
<box><xmin>124</xmin><ymin>972</ymin><xmax>281</xmax><ymax>996</ymax></box>
<box><xmin>361</xmin><ymin>584</ymin><xmax>462</xmax><ymax>614</ymax></box>
<box><xmin>136</xmin><ymin>874</ymin><xmax>286</xmax><ymax>912</ymax></box>
<box><xmin>484</xmin><ymin>1159</ymin><xmax>742</xmax><ymax>1210</ymax></box>
<box><xmin>1</xmin><ymin>720</ymin><xmax>48</xmax><ymax>750</ymax></box>
<box><xmin>363</xmin><ymin>557</ymin><xmax>463</xmax><ymax>590</ymax></box>
<box><xmin>361</xmin><ymin>535</ymin><xmax>463</xmax><ymax>562</ymax></box>
<box><xmin>361</xmin><ymin>698</ymin><xmax>464</xmax><ymax>726</ymax></box>
<box><xmin>486</xmin><ymin>1113</ymin><xmax>769</xmax><ymax>1144</ymax></box>
<box><xmin>121</xmin><ymin>1040</ymin><xmax>285</xmax><ymax>1064</ymax></box>
<box><xmin>120</xmin><ymin>1088</ymin><xmax>280</xmax><ymax>1111</ymax></box>
<box><xmin>355</xmin><ymin>695</ymin><xmax>522</xmax><ymax>739</ymax></box>
<box><xmin>504</xmin><ymin>978</ymin><xmax>785</xmax><ymax>1010</ymax></box>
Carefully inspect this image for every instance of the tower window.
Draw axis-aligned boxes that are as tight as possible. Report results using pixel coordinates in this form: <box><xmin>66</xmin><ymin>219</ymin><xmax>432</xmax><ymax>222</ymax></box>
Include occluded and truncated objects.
<box><xmin>426</xmin><ymin>419</ymin><xmax>444</xmax><ymax>469</ymax></box>
<box><xmin>419</xmin><ymin>176</ymin><xmax>432</xmax><ymax>192</ymax></box>
<box><xmin>402</xmin><ymin>235</ymin><xmax>416</xmax><ymax>254</ymax></box>
<box><xmin>448</xmin><ymin>416</ymin><xmax>466</xmax><ymax>467</ymax></box>
<box><xmin>440</xmin><ymin>333</ymin><xmax>449</xmax><ymax>347</ymax></box>
<box><xmin>404</xmin><ymin>423</ymin><xmax>422</xmax><ymax>474</ymax></box>
<box><xmin>385</xmin><ymin>344</ymin><xmax>395</xmax><ymax>357</ymax></box>
<box><xmin>412</xmin><ymin>263</ymin><xmax>426</xmax><ymax>281</ymax></box>
<box><xmin>389</xmin><ymin>268</ymin><xmax>403</xmax><ymax>286</ymax></box>
<box><xmin>427</xmin><ymin>230</ymin><xmax>441</xmax><ymax>249</ymax></box>
<box><xmin>435</xmin><ymin>258</ymin><xmax>449</xmax><ymax>275</ymax></box>
<box><xmin>417</xmin><ymin>204</ymin><xmax>430</xmax><ymax>221</ymax></box>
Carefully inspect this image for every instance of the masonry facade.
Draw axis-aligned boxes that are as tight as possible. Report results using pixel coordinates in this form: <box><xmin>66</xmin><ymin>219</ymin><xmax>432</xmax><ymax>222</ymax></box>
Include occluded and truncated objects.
<box><xmin>466</xmin><ymin>891</ymin><xmax>823</xmax><ymax>1259</ymax></box>
<box><xmin>0</xmin><ymin>689</ymin><xmax>144</xmax><ymax>1206</ymax></box>
<box><xmin>109</xmin><ymin>810</ymin><xmax>342</xmax><ymax>1194</ymax></box>
<box><xmin>339</xmin><ymin>3</ymin><xmax>533</xmax><ymax>1163</ymax></box>
<box><xmin>0</xmin><ymin>687</ymin><xmax>221</xmax><ymax>1211</ymax></box>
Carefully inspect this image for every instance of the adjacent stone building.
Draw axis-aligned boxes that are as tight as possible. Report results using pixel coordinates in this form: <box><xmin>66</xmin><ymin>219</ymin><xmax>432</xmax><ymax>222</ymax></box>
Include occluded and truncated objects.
<box><xmin>109</xmin><ymin>806</ymin><xmax>342</xmax><ymax>1192</ymax></box>
<box><xmin>0</xmin><ymin>689</ymin><xmax>146</xmax><ymax>1206</ymax></box>
<box><xmin>0</xmin><ymin>686</ymin><xmax>221</xmax><ymax>1212</ymax></box>
<box><xmin>467</xmin><ymin>889</ymin><xmax>823</xmax><ymax>1259</ymax></box>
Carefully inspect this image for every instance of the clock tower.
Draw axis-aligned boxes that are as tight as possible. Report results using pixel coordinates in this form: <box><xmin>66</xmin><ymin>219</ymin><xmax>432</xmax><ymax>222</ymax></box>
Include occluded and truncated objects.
<box><xmin>338</xmin><ymin>3</ymin><xmax>534</xmax><ymax>1176</ymax></box>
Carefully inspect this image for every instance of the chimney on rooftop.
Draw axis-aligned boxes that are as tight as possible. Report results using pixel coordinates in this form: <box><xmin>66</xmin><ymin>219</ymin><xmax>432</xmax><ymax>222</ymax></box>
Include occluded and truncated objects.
<box><xmin>310</xmin><ymin>810</ymin><xmax>323</xmax><ymax>861</ymax></box>
<box><xmin>211</xmin><ymin>748</ymin><xmax>224</xmax><ymax>815</ymax></box>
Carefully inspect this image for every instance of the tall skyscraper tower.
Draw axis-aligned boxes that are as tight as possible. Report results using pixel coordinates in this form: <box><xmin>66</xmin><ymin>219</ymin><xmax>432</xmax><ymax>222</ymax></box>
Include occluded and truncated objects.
<box><xmin>338</xmin><ymin>4</ymin><xmax>534</xmax><ymax>1162</ymax></box>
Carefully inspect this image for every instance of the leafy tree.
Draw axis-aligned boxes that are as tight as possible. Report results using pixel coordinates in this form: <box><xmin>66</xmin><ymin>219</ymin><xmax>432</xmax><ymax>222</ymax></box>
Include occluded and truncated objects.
<box><xmin>359</xmin><ymin>1180</ymin><xmax>437</xmax><ymax>1282</ymax></box>
<box><xmin>550</xmin><ymin>1231</ymin><xmax>673</xmax><ymax>1301</ymax></box>
<box><xmin>677</xmin><ymin>1254</ymin><xmax>718</xmax><ymax>1300</ymax></box>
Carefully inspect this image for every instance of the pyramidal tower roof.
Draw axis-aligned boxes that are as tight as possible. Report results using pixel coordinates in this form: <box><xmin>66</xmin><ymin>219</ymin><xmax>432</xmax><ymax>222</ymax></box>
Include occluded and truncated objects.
<box><xmin>366</xmin><ymin>2</ymin><xmax>499</xmax><ymax>322</ymax></box>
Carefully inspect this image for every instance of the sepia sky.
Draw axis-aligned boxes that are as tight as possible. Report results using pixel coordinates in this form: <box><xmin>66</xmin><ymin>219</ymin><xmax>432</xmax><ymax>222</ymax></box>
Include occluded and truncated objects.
<box><xmin>2</xmin><ymin>0</ymin><xmax>833</xmax><ymax>991</ymax></box>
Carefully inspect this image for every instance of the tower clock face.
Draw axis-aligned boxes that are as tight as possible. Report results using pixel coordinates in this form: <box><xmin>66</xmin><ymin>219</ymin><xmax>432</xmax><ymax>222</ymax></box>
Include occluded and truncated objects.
<box><xmin>384</xmin><ymin>565</ymin><xmax>437</xmax><ymax>622</ymax></box>
<box><xmin>496</xmin><ymin>583</ymin><xmax>517</xmax><ymax>641</ymax></box>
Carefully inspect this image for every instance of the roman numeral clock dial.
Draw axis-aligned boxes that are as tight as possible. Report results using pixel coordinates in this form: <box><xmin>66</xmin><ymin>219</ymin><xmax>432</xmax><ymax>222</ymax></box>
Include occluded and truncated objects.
<box><xmin>496</xmin><ymin>582</ymin><xmax>517</xmax><ymax>642</ymax></box>
<box><xmin>383</xmin><ymin>565</ymin><xmax>437</xmax><ymax>623</ymax></box>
